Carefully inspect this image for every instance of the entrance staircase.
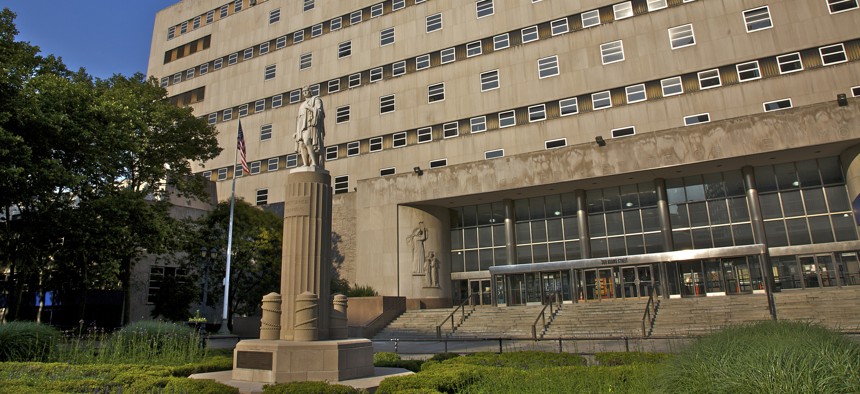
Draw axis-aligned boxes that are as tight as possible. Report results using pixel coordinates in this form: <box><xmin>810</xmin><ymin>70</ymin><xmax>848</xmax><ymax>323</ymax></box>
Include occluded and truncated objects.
<box><xmin>774</xmin><ymin>287</ymin><xmax>860</xmax><ymax>331</ymax></box>
<box><xmin>373</xmin><ymin>308</ymin><xmax>458</xmax><ymax>340</ymax></box>
<box><xmin>650</xmin><ymin>294</ymin><xmax>771</xmax><ymax>337</ymax></box>
<box><xmin>447</xmin><ymin>305</ymin><xmax>546</xmax><ymax>338</ymax></box>
<box><xmin>543</xmin><ymin>300</ymin><xmax>649</xmax><ymax>338</ymax></box>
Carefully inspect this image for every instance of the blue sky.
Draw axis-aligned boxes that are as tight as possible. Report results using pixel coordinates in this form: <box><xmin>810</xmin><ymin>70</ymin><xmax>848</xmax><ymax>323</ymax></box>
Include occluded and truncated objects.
<box><xmin>1</xmin><ymin>0</ymin><xmax>179</xmax><ymax>79</ymax></box>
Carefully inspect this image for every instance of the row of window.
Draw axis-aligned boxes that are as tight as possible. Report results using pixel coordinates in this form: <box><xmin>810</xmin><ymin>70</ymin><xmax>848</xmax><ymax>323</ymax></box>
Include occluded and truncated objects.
<box><xmin>167</xmin><ymin>0</ymin><xmax>247</xmax><ymax>41</ymax></box>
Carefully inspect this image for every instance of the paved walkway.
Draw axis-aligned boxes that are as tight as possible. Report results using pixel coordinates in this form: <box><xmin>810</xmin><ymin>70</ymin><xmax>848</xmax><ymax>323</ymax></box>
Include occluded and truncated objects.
<box><xmin>190</xmin><ymin>367</ymin><xmax>413</xmax><ymax>394</ymax></box>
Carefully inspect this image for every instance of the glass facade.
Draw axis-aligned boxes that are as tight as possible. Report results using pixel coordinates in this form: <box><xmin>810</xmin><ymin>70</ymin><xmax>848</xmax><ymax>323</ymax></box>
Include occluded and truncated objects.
<box><xmin>587</xmin><ymin>183</ymin><xmax>662</xmax><ymax>257</ymax></box>
<box><xmin>450</xmin><ymin>203</ymin><xmax>506</xmax><ymax>273</ymax></box>
<box><xmin>515</xmin><ymin>194</ymin><xmax>580</xmax><ymax>264</ymax></box>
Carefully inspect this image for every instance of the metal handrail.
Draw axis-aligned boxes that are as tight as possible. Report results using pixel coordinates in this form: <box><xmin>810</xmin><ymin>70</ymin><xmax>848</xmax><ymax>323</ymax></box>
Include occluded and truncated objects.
<box><xmin>641</xmin><ymin>285</ymin><xmax>658</xmax><ymax>337</ymax></box>
<box><xmin>436</xmin><ymin>293</ymin><xmax>478</xmax><ymax>338</ymax></box>
<box><xmin>531</xmin><ymin>291</ymin><xmax>562</xmax><ymax>339</ymax></box>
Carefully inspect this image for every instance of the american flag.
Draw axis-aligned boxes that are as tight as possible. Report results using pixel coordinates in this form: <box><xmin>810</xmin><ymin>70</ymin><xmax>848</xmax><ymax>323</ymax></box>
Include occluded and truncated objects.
<box><xmin>237</xmin><ymin>121</ymin><xmax>250</xmax><ymax>174</ymax></box>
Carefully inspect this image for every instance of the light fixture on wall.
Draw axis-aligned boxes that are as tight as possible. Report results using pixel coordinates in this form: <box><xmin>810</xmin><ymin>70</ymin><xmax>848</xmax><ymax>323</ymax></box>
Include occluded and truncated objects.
<box><xmin>595</xmin><ymin>136</ymin><xmax>606</xmax><ymax>147</ymax></box>
<box><xmin>837</xmin><ymin>93</ymin><xmax>848</xmax><ymax>107</ymax></box>
<box><xmin>413</xmin><ymin>166</ymin><xmax>424</xmax><ymax>176</ymax></box>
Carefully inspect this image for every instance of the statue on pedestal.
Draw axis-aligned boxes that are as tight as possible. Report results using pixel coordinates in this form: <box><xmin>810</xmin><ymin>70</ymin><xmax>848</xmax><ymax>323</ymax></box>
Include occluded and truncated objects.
<box><xmin>295</xmin><ymin>86</ymin><xmax>325</xmax><ymax>168</ymax></box>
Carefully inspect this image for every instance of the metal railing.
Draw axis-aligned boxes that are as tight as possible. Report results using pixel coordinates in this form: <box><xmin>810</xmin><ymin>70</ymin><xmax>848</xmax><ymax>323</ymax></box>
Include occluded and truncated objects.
<box><xmin>531</xmin><ymin>291</ymin><xmax>562</xmax><ymax>339</ymax></box>
<box><xmin>641</xmin><ymin>286</ymin><xmax>659</xmax><ymax>337</ymax></box>
<box><xmin>436</xmin><ymin>293</ymin><xmax>478</xmax><ymax>339</ymax></box>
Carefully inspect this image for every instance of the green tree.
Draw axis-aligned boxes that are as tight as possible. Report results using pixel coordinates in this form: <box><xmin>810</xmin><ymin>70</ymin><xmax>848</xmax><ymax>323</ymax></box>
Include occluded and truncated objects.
<box><xmin>188</xmin><ymin>200</ymin><xmax>282</xmax><ymax>329</ymax></box>
<box><xmin>0</xmin><ymin>8</ymin><xmax>221</xmax><ymax>324</ymax></box>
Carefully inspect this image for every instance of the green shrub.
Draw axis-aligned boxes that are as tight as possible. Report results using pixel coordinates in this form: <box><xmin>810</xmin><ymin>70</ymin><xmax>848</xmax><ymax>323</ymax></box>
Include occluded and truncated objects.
<box><xmin>169</xmin><ymin>354</ymin><xmax>234</xmax><ymax>376</ymax></box>
<box><xmin>347</xmin><ymin>284</ymin><xmax>378</xmax><ymax>297</ymax></box>
<box><xmin>443</xmin><ymin>351</ymin><xmax>585</xmax><ymax>369</ymax></box>
<box><xmin>654</xmin><ymin>321</ymin><xmax>860</xmax><ymax>394</ymax></box>
<box><xmin>377</xmin><ymin>364</ymin><xmax>489</xmax><ymax>394</ymax></box>
<box><xmin>262</xmin><ymin>381</ymin><xmax>366</xmax><ymax>394</ymax></box>
<box><xmin>458</xmin><ymin>364</ymin><xmax>658</xmax><ymax>394</ymax></box>
<box><xmin>428</xmin><ymin>352</ymin><xmax>460</xmax><ymax>362</ymax></box>
<box><xmin>0</xmin><ymin>322</ymin><xmax>61</xmax><ymax>362</ymax></box>
<box><xmin>374</xmin><ymin>352</ymin><xmax>402</xmax><ymax>363</ymax></box>
<box><xmin>595</xmin><ymin>351</ymin><xmax>670</xmax><ymax>366</ymax></box>
<box><xmin>376</xmin><ymin>359</ymin><xmax>424</xmax><ymax>373</ymax></box>
<box><xmin>84</xmin><ymin>320</ymin><xmax>205</xmax><ymax>365</ymax></box>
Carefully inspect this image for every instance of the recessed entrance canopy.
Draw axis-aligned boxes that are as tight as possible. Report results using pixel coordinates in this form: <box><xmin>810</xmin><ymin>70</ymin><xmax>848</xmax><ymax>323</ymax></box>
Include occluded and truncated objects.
<box><xmin>489</xmin><ymin>244</ymin><xmax>766</xmax><ymax>275</ymax></box>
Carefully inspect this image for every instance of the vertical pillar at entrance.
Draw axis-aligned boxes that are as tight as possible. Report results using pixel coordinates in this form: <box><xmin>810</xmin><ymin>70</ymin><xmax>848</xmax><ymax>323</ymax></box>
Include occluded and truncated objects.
<box><xmin>655</xmin><ymin>179</ymin><xmax>673</xmax><ymax>299</ymax></box>
<box><xmin>280</xmin><ymin>169</ymin><xmax>332</xmax><ymax>341</ymax></box>
<box><xmin>742</xmin><ymin>166</ymin><xmax>777</xmax><ymax>320</ymax></box>
<box><xmin>504</xmin><ymin>199</ymin><xmax>517</xmax><ymax>265</ymax></box>
<box><xmin>576</xmin><ymin>190</ymin><xmax>591</xmax><ymax>259</ymax></box>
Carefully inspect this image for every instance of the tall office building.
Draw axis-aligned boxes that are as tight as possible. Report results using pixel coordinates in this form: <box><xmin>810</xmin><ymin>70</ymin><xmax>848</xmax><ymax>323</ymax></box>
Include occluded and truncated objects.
<box><xmin>149</xmin><ymin>0</ymin><xmax>860</xmax><ymax>309</ymax></box>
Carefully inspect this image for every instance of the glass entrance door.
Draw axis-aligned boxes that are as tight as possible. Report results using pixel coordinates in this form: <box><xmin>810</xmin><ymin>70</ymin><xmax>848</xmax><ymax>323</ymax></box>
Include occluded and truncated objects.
<box><xmin>799</xmin><ymin>254</ymin><xmax>841</xmax><ymax>288</ymax></box>
<box><xmin>620</xmin><ymin>265</ymin><xmax>655</xmax><ymax>298</ymax></box>
<box><xmin>723</xmin><ymin>257</ymin><xmax>752</xmax><ymax>294</ymax></box>
<box><xmin>469</xmin><ymin>279</ymin><xmax>492</xmax><ymax>305</ymax></box>
<box><xmin>541</xmin><ymin>272</ymin><xmax>561</xmax><ymax>303</ymax></box>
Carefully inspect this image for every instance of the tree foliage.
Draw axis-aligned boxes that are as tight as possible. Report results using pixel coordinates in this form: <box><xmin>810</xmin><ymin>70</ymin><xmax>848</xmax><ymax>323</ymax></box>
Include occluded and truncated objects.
<box><xmin>0</xmin><ymin>8</ymin><xmax>221</xmax><ymax>324</ymax></box>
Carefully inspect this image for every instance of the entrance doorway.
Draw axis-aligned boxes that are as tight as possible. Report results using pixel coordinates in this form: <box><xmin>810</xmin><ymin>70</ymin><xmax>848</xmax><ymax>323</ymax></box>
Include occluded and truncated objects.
<box><xmin>620</xmin><ymin>265</ymin><xmax>655</xmax><ymax>298</ymax></box>
<box><xmin>583</xmin><ymin>268</ymin><xmax>615</xmax><ymax>301</ymax></box>
<box><xmin>469</xmin><ymin>279</ymin><xmax>492</xmax><ymax>305</ymax></box>
<box><xmin>799</xmin><ymin>254</ymin><xmax>841</xmax><ymax>288</ymax></box>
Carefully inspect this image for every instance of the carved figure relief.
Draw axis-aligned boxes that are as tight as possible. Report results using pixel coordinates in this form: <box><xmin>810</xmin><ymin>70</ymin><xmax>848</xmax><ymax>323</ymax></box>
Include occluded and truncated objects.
<box><xmin>424</xmin><ymin>251</ymin><xmax>440</xmax><ymax>288</ymax></box>
<box><xmin>406</xmin><ymin>221</ymin><xmax>427</xmax><ymax>274</ymax></box>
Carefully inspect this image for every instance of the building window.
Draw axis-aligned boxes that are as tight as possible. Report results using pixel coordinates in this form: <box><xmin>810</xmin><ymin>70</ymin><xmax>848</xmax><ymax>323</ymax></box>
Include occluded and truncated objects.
<box><xmin>429</xmin><ymin>159</ymin><xmax>447</xmax><ymax>168</ymax></box>
<box><xmin>371</xmin><ymin>3</ymin><xmax>384</xmax><ymax>18</ymax></box>
<box><xmin>214</xmin><ymin>58</ymin><xmax>223</xmax><ymax>70</ymax></box>
<box><xmin>370</xmin><ymin>67</ymin><xmax>383</xmax><ymax>82</ymax></box>
<box><xmin>528</xmin><ymin>104</ymin><xmax>547</xmax><ymax>122</ymax></box>
<box><xmin>522</xmin><ymin>26</ymin><xmax>539</xmax><ymax>43</ymax></box>
<box><xmin>192</xmin><ymin>16</ymin><xmax>200</xmax><ymax>29</ymax></box>
<box><xmin>217</xmin><ymin>168</ymin><xmax>228</xmax><ymax>181</ymax></box>
<box><xmin>777</xmin><ymin>52</ymin><xmax>803</xmax><ymax>74</ymax></box>
<box><xmin>334</xmin><ymin>176</ymin><xmax>349</xmax><ymax>194</ymax></box>
<box><xmin>347</xmin><ymin>141</ymin><xmax>360</xmax><ymax>157</ymax></box>
<box><xmin>412</xmin><ymin>128</ymin><xmax>429</xmax><ymax>144</ymax></box>
<box><xmin>827</xmin><ymin>0</ymin><xmax>859</xmax><ymax>13</ymax></box>
<box><xmin>592</xmin><ymin>91</ymin><xmax>612</xmax><ymax>109</ymax></box>
<box><xmin>611</xmin><ymin>126</ymin><xmax>635</xmax><ymax>138</ymax></box>
<box><xmin>202</xmin><ymin>171</ymin><xmax>211</xmax><ymax>180</ymax></box>
<box><xmin>698</xmin><ymin>69</ymin><xmax>721</xmax><ymax>89</ymax></box>
<box><xmin>148</xmin><ymin>266</ymin><xmax>187</xmax><ymax>304</ymax></box>
<box><xmin>852</xmin><ymin>86</ymin><xmax>860</xmax><ymax>97</ymax></box>
<box><xmin>647</xmin><ymin>0</ymin><xmax>668</xmax><ymax>11</ymax></box>
<box><xmin>160</xmin><ymin>77</ymin><xmax>169</xmax><ymax>87</ymax></box>
<box><xmin>559</xmin><ymin>97</ymin><xmax>578</xmax><ymax>116</ymax></box>
<box><xmin>269</xmin><ymin>9</ymin><xmax>280</xmax><ymax>24</ymax></box>
<box><xmin>467</xmin><ymin>41</ymin><xmax>482</xmax><ymax>57</ymax></box>
<box><xmin>743</xmin><ymin>6</ymin><xmax>772</xmax><ymax>32</ymax></box>
<box><xmin>661</xmin><ymin>76</ymin><xmax>684</xmax><ymax>96</ymax></box>
<box><xmin>260</xmin><ymin>124</ymin><xmax>272</xmax><ymax>141</ymax></box>
<box><xmin>441</xmin><ymin>122</ymin><xmax>458</xmax><ymax>139</ymax></box>
<box><xmin>186</xmin><ymin>68</ymin><xmax>195</xmax><ymax>79</ymax></box>
<box><xmin>736</xmin><ymin>61</ymin><xmax>761</xmax><ymax>82</ymax></box>
<box><xmin>493</xmin><ymin>33</ymin><xmax>510</xmax><ymax>50</ymax></box>
<box><xmin>441</xmin><ymin>47</ymin><xmax>456</xmax><ymax>63</ymax></box>
<box><xmin>234</xmin><ymin>166</ymin><xmax>242</xmax><ymax>179</ymax></box>
<box><xmin>336</xmin><ymin>106</ymin><xmax>350</xmax><ymax>123</ymax></box>
<box><xmin>167</xmin><ymin>26</ymin><xmax>176</xmax><ymax>40</ymax></box>
<box><xmin>264</xmin><ymin>64</ymin><xmax>276</xmax><ymax>80</ymax></box>
<box><xmin>254</xmin><ymin>99</ymin><xmax>265</xmax><ymax>113</ymax></box>
<box><xmin>471</xmin><ymin>116</ymin><xmax>487</xmax><ymax>133</ymax></box>
<box><xmin>380</xmin><ymin>167</ymin><xmax>396</xmax><ymax>176</ymax></box>
<box><xmin>180</xmin><ymin>21</ymin><xmax>188</xmax><ymax>34</ymax></box>
<box><xmin>250</xmin><ymin>161</ymin><xmax>261</xmax><ymax>175</ymax></box>
<box><xmin>276</xmin><ymin>36</ymin><xmax>287</xmax><ymax>49</ymax></box>
<box><xmin>286</xmin><ymin>154</ymin><xmax>298</xmax><ymax>168</ymax></box>
<box><xmin>294</xmin><ymin>30</ymin><xmax>304</xmax><ymax>43</ymax></box>
<box><xmin>303</xmin><ymin>0</ymin><xmax>314</xmax><ymax>12</ymax></box>
<box><xmin>328</xmin><ymin>79</ymin><xmax>340</xmax><ymax>93</ymax></box>
<box><xmin>173</xmin><ymin>73</ymin><xmax>181</xmax><ymax>84</ymax></box>
<box><xmin>259</xmin><ymin>42</ymin><xmax>270</xmax><ymax>55</ymax></box>
<box><xmin>581</xmin><ymin>10</ymin><xmax>601</xmax><ymax>28</ymax></box>
<box><xmin>272</xmin><ymin>94</ymin><xmax>283</xmax><ymax>108</ymax></box>
<box><xmin>349</xmin><ymin>73</ymin><xmax>361</xmax><ymax>88</ymax></box>
<box><xmin>538</xmin><ymin>55</ymin><xmax>559</xmax><ymax>78</ymax></box>
<box><xmin>481</xmin><ymin>70</ymin><xmax>500</xmax><ymax>91</ymax></box>
<box><xmin>350</xmin><ymin>10</ymin><xmax>363</xmax><ymax>25</ymax></box>
<box><xmin>233</xmin><ymin>0</ymin><xmax>242</xmax><ymax>12</ymax></box>
<box><xmin>763</xmin><ymin>98</ymin><xmax>792</xmax><ymax>112</ymax></box>
<box><xmin>338</xmin><ymin>41</ymin><xmax>352</xmax><ymax>58</ymax></box>
<box><xmin>428</xmin><ymin>83</ymin><xmax>445</xmax><ymax>103</ymax></box>
<box><xmin>392</xmin><ymin>61</ymin><xmax>406</xmax><ymax>76</ymax></box>
<box><xmin>485</xmin><ymin>149</ymin><xmax>504</xmax><ymax>159</ymax></box>
<box><xmin>290</xmin><ymin>90</ymin><xmax>301</xmax><ymax>103</ymax></box>
<box><xmin>626</xmin><ymin>84</ymin><xmax>646</xmax><ymax>103</ymax></box>
<box><xmin>223</xmin><ymin>108</ymin><xmax>233</xmax><ymax>121</ymax></box>
<box><xmin>325</xmin><ymin>146</ymin><xmax>339</xmax><ymax>161</ymax></box>
<box><xmin>393</xmin><ymin>0</ymin><xmax>406</xmax><ymax>11</ymax></box>
<box><xmin>551</xmin><ymin>18</ymin><xmax>569</xmax><ymax>35</ymax></box>
<box><xmin>208</xmin><ymin>113</ymin><xmax>217</xmax><ymax>124</ymax></box>
<box><xmin>220</xmin><ymin>5</ymin><xmax>229</xmax><ymax>19</ymax></box>
<box><xmin>200</xmin><ymin>63</ymin><xmax>209</xmax><ymax>75</ymax></box>
<box><xmin>380</xmin><ymin>28</ymin><xmax>395</xmax><ymax>46</ymax></box>
<box><xmin>684</xmin><ymin>113</ymin><xmax>711</xmax><ymax>126</ymax></box>
<box><xmin>300</xmin><ymin>53</ymin><xmax>312</xmax><ymax>70</ymax></box>
<box><xmin>243</xmin><ymin>48</ymin><xmax>253</xmax><ymax>60</ymax></box>
<box><xmin>268</xmin><ymin>157</ymin><xmax>279</xmax><ymax>171</ymax></box>
<box><xmin>668</xmin><ymin>24</ymin><xmax>695</xmax><ymax>49</ymax></box>
<box><xmin>228</xmin><ymin>53</ymin><xmax>238</xmax><ymax>65</ymax></box>
<box><xmin>416</xmin><ymin>54</ymin><xmax>431</xmax><ymax>70</ymax></box>
<box><xmin>238</xmin><ymin>104</ymin><xmax>248</xmax><ymax>118</ymax></box>
<box><xmin>380</xmin><ymin>94</ymin><xmax>396</xmax><ymax>113</ymax></box>
<box><xmin>477</xmin><ymin>0</ymin><xmax>494</xmax><ymax>18</ymax></box>
<box><xmin>370</xmin><ymin>137</ymin><xmax>383</xmax><ymax>152</ymax></box>
<box><xmin>601</xmin><ymin>40</ymin><xmax>624</xmax><ymax>64</ymax></box>
<box><xmin>499</xmin><ymin>111</ymin><xmax>516</xmax><ymax>128</ymax></box>
<box><xmin>820</xmin><ymin>44</ymin><xmax>848</xmax><ymax>65</ymax></box>
<box><xmin>614</xmin><ymin>2</ymin><xmax>634</xmax><ymax>20</ymax></box>
<box><xmin>426</xmin><ymin>13</ymin><xmax>443</xmax><ymax>32</ymax></box>
<box><xmin>545</xmin><ymin>138</ymin><xmax>567</xmax><ymax>149</ymax></box>
<box><xmin>206</xmin><ymin>10</ymin><xmax>214</xmax><ymax>24</ymax></box>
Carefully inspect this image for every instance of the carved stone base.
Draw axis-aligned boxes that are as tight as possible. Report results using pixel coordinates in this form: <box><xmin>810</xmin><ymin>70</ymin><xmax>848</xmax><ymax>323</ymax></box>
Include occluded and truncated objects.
<box><xmin>232</xmin><ymin>339</ymin><xmax>374</xmax><ymax>384</ymax></box>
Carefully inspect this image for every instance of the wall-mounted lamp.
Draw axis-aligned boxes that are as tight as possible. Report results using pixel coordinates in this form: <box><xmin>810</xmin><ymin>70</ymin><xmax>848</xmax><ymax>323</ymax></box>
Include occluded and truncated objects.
<box><xmin>413</xmin><ymin>166</ymin><xmax>424</xmax><ymax>176</ymax></box>
<box><xmin>837</xmin><ymin>93</ymin><xmax>848</xmax><ymax>107</ymax></box>
<box><xmin>595</xmin><ymin>136</ymin><xmax>606</xmax><ymax>147</ymax></box>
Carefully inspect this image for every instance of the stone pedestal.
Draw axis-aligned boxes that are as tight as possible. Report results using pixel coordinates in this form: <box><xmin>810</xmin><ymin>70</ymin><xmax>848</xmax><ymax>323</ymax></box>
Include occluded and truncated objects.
<box><xmin>232</xmin><ymin>339</ymin><xmax>374</xmax><ymax>383</ymax></box>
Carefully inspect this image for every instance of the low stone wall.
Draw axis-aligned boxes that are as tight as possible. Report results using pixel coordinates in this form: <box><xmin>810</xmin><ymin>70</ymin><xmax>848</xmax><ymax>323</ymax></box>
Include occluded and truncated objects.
<box><xmin>347</xmin><ymin>296</ymin><xmax>406</xmax><ymax>338</ymax></box>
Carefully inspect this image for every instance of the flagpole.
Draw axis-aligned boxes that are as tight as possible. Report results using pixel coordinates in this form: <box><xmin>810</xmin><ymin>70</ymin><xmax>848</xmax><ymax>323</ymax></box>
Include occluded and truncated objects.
<box><xmin>219</xmin><ymin>121</ymin><xmax>242</xmax><ymax>335</ymax></box>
